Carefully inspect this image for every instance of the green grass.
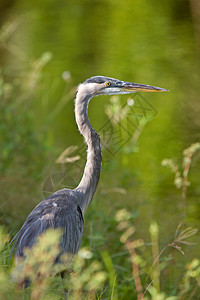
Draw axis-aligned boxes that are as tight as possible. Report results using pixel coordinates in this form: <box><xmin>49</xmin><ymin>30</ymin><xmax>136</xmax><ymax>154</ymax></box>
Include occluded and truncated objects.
<box><xmin>0</xmin><ymin>50</ymin><xmax>200</xmax><ymax>299</ymax></box>
<box><xmin>1</xmin><ymin>206</ymin><xmax>199</xmax><ymax>299</ymax></box>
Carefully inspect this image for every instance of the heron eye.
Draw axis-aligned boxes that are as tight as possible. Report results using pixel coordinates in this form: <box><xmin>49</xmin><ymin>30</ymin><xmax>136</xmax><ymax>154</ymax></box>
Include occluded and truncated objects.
<box><xmin>106</xmin><ymin>82</ymin><xmax>111</xmax><ymax>87</ymax></box>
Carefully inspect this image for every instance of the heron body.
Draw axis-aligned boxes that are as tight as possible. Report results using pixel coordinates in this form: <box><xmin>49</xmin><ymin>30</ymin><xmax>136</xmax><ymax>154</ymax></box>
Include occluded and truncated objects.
<box><xmin>10</xmin><ymin>76</ymin><xmax>167</xmax><ymax>288</ymax></box>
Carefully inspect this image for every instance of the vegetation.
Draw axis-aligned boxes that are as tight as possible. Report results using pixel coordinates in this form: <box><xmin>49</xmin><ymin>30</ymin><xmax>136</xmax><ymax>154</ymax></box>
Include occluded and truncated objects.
<box><xmin>0</xmin><ymin>196</ymin><xmax>199</xmax><ymax>299</ymax></box>
<box><xmin>0</xmin><ymin>1</ymin><xmax>200</xmax><ymax>299</ymax></box>
<box><xmin>0</xmin><ymin>57</ymin><xmax>200</xmax><ymax>298</ymax></box>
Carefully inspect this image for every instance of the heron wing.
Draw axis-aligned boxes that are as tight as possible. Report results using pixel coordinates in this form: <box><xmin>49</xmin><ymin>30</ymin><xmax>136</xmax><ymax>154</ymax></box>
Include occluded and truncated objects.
<box><xmin>10</xmin><ymin>195</ymin><xmax>84</xmax><ymax>260</ymax></box>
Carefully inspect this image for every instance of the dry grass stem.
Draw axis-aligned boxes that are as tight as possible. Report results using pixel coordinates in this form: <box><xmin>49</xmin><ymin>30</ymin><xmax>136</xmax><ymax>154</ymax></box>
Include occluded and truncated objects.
<box><xmin>56</xmin><ymin>145</ymin><xmax>80</xmax><ymax>164</ymax></box>
<box><xmin>126</xmin><ymin>240</ymin><xmax>143</xmax><ymax>300</ymax></box>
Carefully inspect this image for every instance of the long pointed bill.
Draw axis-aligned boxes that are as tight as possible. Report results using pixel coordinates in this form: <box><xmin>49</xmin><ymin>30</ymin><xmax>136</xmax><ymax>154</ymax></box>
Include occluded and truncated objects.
<box><xmin>120</xmin><ymin>81</ymin><xmax>169</xmax><ymax>93</ymax></box>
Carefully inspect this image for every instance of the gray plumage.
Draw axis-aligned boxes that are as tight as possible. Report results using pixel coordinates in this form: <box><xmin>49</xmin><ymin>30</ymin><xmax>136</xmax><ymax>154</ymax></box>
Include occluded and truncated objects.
<box><xmin>10</xmin><ymin>191</ymin><xmax>84</xmax><ymax>259</ymax></box>
<box><xmin>10</xmin><ymin>75</ymin><xmax>168</xmax><ymax>288</ymax></box>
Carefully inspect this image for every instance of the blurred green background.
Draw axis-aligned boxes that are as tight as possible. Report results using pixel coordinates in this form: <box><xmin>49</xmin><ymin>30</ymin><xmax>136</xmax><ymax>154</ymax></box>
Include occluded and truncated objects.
<box><xmin>0</xmin><ymin>0</ymin><xmax>200</xmax><ymax>298</ymax></box>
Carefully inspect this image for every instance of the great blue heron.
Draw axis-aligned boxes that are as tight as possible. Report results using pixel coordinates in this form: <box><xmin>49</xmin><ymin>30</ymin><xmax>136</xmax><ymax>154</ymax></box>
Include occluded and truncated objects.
<box><xmin>10</xmin><ymin>75</ymin><xmax>167</xmax><ymax>293</ymax></box>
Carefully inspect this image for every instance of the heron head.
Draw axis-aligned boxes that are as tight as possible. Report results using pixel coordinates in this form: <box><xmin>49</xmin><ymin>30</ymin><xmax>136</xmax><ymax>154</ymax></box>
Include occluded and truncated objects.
<box><xmin>81</xmin><ymin>76</ymin><xmax>168</xmax><ymax>96</ymax></box>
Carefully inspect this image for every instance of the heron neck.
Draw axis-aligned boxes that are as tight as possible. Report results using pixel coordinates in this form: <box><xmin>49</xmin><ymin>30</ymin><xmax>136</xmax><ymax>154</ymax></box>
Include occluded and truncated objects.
<box><xmin>74</xmin><ymin>90</ymin><xmax>102</xmax><ymax>215</ymax></box>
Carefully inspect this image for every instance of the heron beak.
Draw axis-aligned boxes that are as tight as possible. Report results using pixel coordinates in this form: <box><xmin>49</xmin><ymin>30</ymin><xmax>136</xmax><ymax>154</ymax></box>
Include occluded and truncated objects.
<box><xmin>119</xmin><ymin>81</ymin><xmax>169</xmax><ymax>93</ymax></box>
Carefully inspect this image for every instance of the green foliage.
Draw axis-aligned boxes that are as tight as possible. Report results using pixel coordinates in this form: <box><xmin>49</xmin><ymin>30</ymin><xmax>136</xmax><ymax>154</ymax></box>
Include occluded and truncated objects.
<box><xmin>162</xmin><ymin>143</ymin><xmax>200</xmax><ymax>218</ymax></box>
<box><xmin>0</xmin><ymin>1</ymin><xmax>200</xmax><ymax>298</ymax></box>
<box><xmin>1</xmin><ymin>228</ymin><xmax>107</xmax><ymax>300</ymax></box>
<box><xmin>0</xmin><ymin>53</ymin><xmax>53</xmax><ymax>227</ymax></box>
<box><xmin>162</xmin><ymin>143</ymin><xmax>200</xmax><ymax>190</ymax></box>
<box><xmin>0</xmin><ymin>74</ymin><xmax>44</xmax><ymax>177</ymax></box>
<box><xmin>0</xmin><ymin>205</ymin><xmax>199</xmax><ymax>299</ymax></box>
